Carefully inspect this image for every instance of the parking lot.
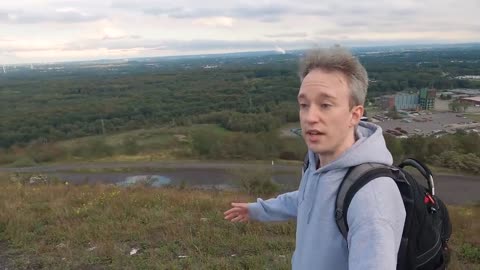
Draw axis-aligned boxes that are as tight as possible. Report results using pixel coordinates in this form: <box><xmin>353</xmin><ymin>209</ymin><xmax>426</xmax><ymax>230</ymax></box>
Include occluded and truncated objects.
<box><xmin>374</xmin><ymin>112</ymin><xmax>480</xmax><ymax>136</ymax></box>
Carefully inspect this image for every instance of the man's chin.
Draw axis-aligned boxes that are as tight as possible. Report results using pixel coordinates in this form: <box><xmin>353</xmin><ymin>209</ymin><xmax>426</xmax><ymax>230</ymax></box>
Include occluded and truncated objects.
<box><xmin>308</xmin><ymin>145</ymin><xmax>327</xmax><ymax>155</ymax></box>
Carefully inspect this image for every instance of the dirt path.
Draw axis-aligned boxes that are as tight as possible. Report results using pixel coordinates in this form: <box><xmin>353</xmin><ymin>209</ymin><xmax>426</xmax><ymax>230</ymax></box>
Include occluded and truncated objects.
<box><xmin>0</xmin><ymin>161</ymin><xmax>291</xmax><ymax>173</ymax></box>
<box><xmin>1</xmin><ymin>161</ymin><xmax>479</xmax><ymax>205</ymax></box>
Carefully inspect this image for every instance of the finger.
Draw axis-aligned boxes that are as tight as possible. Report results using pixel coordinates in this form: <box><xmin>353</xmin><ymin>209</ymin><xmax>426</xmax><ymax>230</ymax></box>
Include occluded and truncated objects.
<box><xmin>225</xmin><ymin>207</ymin><xmax>243</xmax><ymax>216</ymax></box>
<box><xmin>224</xmin><ymin>208</ymin><xmax>238</xmax><ymax>215</ymax></box>
<box><xmin>224</xmin><ymin>213</ymin><xmax>238</xmax><ymax>220</ymax></box>
<box><xmin>239</xmin><ymin>216</ymin><xmax>249</xmax><ymax>222</ymax></box>
<box><xmin>231</xmin><ymin>215</ymin><xmax>244</xmax><ymax>222</ymax></box>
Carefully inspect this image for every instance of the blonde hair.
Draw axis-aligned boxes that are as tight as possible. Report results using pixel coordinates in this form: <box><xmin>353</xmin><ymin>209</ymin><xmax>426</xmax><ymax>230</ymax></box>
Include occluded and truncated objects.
<box><xmin>299</xmin><ymin>46</ymin><xmax>368</xmax><ymax>107</ymax></box>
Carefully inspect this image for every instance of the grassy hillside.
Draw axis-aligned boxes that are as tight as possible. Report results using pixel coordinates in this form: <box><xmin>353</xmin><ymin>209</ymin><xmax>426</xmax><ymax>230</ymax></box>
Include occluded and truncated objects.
<box><xmin>0</xmin><ymin>177</ymin><xmax>478</xmax><ymax>269</ymax></box>
<box><xmin>0</xmin><ymin>123</ymin><xmax>308</xmax><ymax>167</ymax></box>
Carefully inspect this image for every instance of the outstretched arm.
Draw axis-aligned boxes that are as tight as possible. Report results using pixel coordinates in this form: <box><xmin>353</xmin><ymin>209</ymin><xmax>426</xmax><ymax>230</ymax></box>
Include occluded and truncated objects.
<box><xmin>224</xmin><ymin>191</ymin><xmax>299</xmax><ymax>222</ymax></box>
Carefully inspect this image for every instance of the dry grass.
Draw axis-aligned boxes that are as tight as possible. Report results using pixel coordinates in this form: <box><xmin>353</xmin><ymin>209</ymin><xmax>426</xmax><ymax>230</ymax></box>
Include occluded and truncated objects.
<box><xmin>448</xmin><ymin>204</ymin><xmax>480</xmax><ymax>269</ymax></box>
<box><xmin>0</xmin><ymin>183</ymin><xmax>294</xmax><ymax>269</ymax></box>
<box><xmin>0</xmin><ymin>180</ymin><xmax>477</xmax><ymax>269</ymax></box>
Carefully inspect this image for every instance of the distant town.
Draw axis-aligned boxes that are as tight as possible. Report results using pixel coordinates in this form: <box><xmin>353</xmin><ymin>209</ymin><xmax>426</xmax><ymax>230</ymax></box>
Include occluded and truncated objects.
<box><xmin>372</xmin><ymin>88</ymin><xmax>480</xmax><ymax>138</ymax></box>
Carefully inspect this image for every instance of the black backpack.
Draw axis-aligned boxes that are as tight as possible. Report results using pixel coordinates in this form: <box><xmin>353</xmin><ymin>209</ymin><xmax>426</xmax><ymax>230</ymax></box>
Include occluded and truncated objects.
<box><xmin>302</xmin><ymin>156</ymin><xmax>452</xmax><ymax>270</ymax></box>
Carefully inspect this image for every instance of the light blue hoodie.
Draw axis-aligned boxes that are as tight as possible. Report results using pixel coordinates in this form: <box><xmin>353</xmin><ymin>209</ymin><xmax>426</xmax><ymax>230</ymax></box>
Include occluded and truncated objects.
<box><xmin>248</xmin><ymin>122</ymin><xmax>406</xmax><ymax>270</ymax></box>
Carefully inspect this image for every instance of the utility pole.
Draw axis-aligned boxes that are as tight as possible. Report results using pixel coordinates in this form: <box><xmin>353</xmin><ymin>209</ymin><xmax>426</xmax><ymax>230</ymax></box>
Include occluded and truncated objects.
<box><xmin>101</xmin><ymin>119</ymin><xmax>106</xmax><ymax>135</ymax></box>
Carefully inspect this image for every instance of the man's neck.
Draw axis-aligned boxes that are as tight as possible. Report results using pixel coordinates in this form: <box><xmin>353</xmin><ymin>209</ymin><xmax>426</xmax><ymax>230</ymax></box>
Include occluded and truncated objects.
<box><xmin>317</xmin><ymin>130</ymin><xmax>357</xmax><ymax>169</ymax></box>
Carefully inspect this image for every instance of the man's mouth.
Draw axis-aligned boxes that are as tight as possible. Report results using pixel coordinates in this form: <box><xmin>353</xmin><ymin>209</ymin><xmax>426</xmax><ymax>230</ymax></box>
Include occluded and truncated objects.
<box><xmin>306</xmin><ymin>130</ymin><xmax>325</xmax><ymax>136</ymax></box>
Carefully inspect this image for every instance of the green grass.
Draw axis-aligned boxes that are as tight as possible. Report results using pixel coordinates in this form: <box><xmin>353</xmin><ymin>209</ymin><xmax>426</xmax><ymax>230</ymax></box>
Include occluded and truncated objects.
<box><xmin>465</xmin><ymin>113</ymin><xmax>480</xmax><ymax>122</ymax></box>
<box><xmin>448</xmin><ymin>203</ymin><xmax>480</xmax><ymax>269</ymax></box>
<box><xmin>0</xmin><ymin>176</ymin><xmax>478</xmax><ymax>269</ymax></box>
<box><xmin>427</xmin><ymin>164</ymin><xmax>480</xmax><ymax>177</ymax></box>
<box><xmin>1</xmin><ymin>124</ymin><xmax>231</xmax><ymax>166</ymax></box>
<box><xmin>0</xmin><ymin>183</ymin><xmax>294</xmax><ymax>269</ymax></box>
<box><xmin>58</xmin><ymin>124</ymin><xmax>225</xmax><ymax>149</ymax></box>
<box><xmin>364</xmin><ymin>105</ymin><xmax>383</xmax><ymax>116</ymax></box>
<box><xmin>9</xmin><ymin>157</ymin><xmax>37</xmax><ymax>168</ymax></box>
<box><xmin>278</xmin><ymin>122</ymin><xmax>300</xmax><ymax>130</ymax></box>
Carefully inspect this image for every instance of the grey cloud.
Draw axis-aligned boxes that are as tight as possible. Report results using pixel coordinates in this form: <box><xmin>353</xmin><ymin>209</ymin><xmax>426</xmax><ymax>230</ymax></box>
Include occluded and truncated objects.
<box><xmin>110</xmin><ymin>0</ymin><xmax>137</xmax><ymax>9</ymax></box>
<box><xmin>0</xmin><ymin>44</ymin><xmax>61</xmax><ymax>53</ymax></box>
<box><xmin>265</xmin><ymin>32</ymin><xmax>308</xmax><ymax>38</ymax></box>
<box><xmin>159</xmin><ymin>39</ymin><xmax>313</xmax><ymax>51</ymax></box>
<box><xmin>141</xmin><ymin>4</ymin><xmax>332</xmax><ymax>21</ymax></box>
<box><xmin>391</xmin><ymin>7</ymin><xmax>418</xmax><ymax>16</ymax></box>
<box><xmin>336</xmin><ymin>21</ymin><xmax>369</xmax><ymax>28</ymax></box>
<box><xmin>63</xmin><ymin>36</ymin><xmax>180</xmax><ymax>52</ymax></box>
<box><xmin>142</xmin><ymin>7</ymin><xmax>212</xmax><ymax>18</ymax></box>
<box><xmin>102</xmin><ymin>34</ymin><xmax>142</xmax><ymax>40</ymax></box>
<box><xmin>61</xmin><ymin>36</ymin><xmax>314</xmax><ymax>52</ymax></box>
<box><xmin>326</xmin><ymin>18</ymin><xmax>480</xmax><ymax>35</ymax></box>
<box><xmin>325</xmin><ymin>1</ymin><xmax>421</xmax><ymax>20</ymax></box>
<box><xmin>109</xmin><ymin>0</ymin><xmax>480</xmax><ymax>28</ymax></box>
<box><xmin>0</xmin><ymin>9</ymin><xmax>104</xmax><ymax>24</ymax></box>
<box><xmin>228</xmin><ymin>5</ymin><xmax>332</xmax><ymax>22</ymax></box>
<box><xmin>229</xmin><ymin>5</ymin><xmax>289</xmax><ymax>21</ymax></box>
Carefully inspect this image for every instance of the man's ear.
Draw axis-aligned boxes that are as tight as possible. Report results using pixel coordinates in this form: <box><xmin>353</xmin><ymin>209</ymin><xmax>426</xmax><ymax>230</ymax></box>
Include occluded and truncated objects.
<box><xmin>350</xmin><ymin>105</ymin><xmax>364</xmax><ymax>127</ymax></box>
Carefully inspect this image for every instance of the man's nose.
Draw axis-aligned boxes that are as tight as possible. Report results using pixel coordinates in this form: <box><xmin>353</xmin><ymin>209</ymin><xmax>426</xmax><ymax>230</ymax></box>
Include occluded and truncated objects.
<box><xmin>304</xmin><ymin>105</ymin><xmax>321</xmax><ymax>123</ymax></box>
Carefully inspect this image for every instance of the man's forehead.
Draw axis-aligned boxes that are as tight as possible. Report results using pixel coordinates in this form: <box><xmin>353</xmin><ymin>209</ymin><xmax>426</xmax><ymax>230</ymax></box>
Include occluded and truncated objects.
<box><xmin>303</xmin><ymin>69</ymin><xmax>348</xmax><ymax>84</ymax></box>
<box><xmin>298</xmin><ymin>71</ymin><xmax>349</xmax><ymax>99</ymax></box>
<box><xmin>297</xmin><ymin>91</ymin><xmax>336</xmax><ymax>100</ymax></box>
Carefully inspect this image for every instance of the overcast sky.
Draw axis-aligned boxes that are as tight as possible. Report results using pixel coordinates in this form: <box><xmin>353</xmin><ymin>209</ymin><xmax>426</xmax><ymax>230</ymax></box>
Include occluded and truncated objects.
<box><xmin>1</xmin><ymin>0</ymin><xmax>479</xmax><ymax>64</ymax></box>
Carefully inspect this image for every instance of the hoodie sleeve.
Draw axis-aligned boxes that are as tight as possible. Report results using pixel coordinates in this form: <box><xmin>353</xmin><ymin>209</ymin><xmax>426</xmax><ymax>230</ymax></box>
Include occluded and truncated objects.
<box><xmin>247</xmin><ymin>191</ymin><xmax>298</xmax><ymax>222</ymax></box>
<box><xmin>346</xmin><ymin>177</ymin><xmax>406</xmax><ymax>270</ymax></box>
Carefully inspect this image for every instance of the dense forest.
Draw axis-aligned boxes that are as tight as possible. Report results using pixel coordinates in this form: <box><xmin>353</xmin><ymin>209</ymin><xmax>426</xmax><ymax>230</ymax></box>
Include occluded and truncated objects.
<box><xmin>1</xmin><ymin>45</ymin><xmax>480</xmax><ymax>172</ymax></box>
<box><xmin>2</xmin><ymin>45</ymin><xmax>480</xmax><ymax>149</ymax></box>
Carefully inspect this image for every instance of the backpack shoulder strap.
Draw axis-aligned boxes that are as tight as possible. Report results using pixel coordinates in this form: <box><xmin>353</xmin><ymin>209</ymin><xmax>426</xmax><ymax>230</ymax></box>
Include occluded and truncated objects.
<box><xmin>335</xmin><ymin>163</ymin><xmax>401</xmax><ymax>239</ymax></box>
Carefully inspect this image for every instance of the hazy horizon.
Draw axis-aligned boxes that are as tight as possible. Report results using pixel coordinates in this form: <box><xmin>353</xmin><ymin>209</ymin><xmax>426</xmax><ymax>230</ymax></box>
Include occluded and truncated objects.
<box><xmin>1</xmin><ymin>0</ymin><xmax>479</xmax><ymax>65</ymax></box>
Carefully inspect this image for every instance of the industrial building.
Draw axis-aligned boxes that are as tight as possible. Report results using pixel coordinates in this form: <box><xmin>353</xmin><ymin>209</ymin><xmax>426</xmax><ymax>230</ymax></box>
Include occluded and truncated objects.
<box><xmin>460</xmin><ymin>96</ymin><xmax>480</xmax><ymax>106</ymax></box>
<box><xmin>419</xmin><ymin>88</ymin><xmax>437</xmax><ymax>110</ymax></box>
<box><xmin>380</xmin><ymin>88</ymin><xmax>436</xmax><ymax>111</ymax></box>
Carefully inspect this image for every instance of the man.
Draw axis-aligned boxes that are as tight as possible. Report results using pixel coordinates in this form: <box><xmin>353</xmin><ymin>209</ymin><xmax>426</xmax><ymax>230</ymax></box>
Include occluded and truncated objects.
<box><xmin>224</xmin><ymin>46</ymin><xmax>406</xmax><ymax>270</ymax></box>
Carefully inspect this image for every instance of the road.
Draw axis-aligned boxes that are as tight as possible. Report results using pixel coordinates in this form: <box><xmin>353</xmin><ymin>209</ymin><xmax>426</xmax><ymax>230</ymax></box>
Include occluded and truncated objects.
<box><xmin>1</xmin><ymin>161</ymin><xmax>478</xmax><ymax>205</ymax></box>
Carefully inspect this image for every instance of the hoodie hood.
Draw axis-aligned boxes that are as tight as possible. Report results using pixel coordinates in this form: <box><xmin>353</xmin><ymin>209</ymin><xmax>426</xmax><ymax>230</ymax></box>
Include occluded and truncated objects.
<box><xmin>308</xmin><ymin>121</ymin><xmax>393</xmax><ymax>173</ymax></box>
<box><xmin>305</xmin><ymin>121</ymin><xmax>393</xmax><ymax>224</ymax></box>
